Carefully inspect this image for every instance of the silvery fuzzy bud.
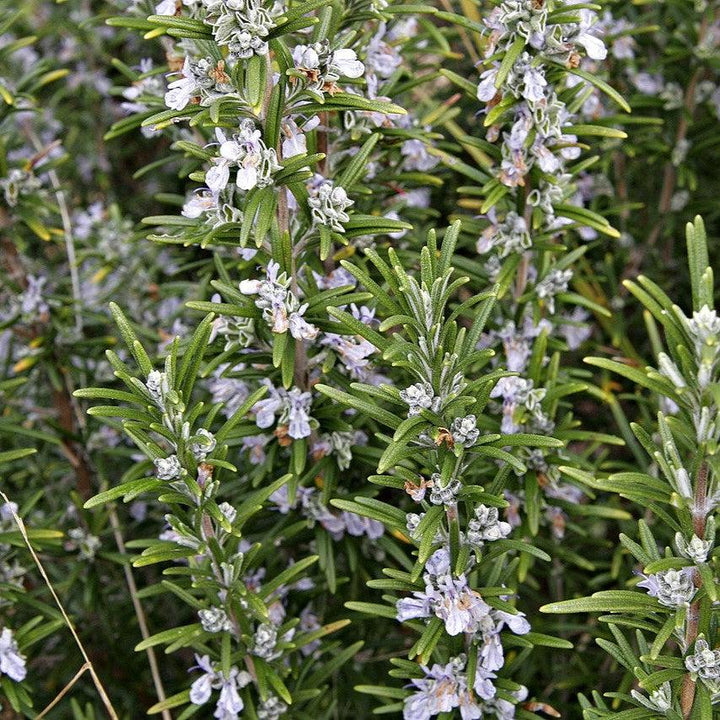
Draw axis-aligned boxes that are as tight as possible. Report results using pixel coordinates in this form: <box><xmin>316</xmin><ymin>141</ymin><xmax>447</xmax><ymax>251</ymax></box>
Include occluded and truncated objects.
<box><xmin>218</xmin><ymin>502</ymin><xmax>237</xmax><ymax>524</ymax></box>
<box><xmin>698</xmin><ymin>360</ymin><xmax>713</xmax><ymax>389</ymax></box>
<box><xmin>630</xmin><ymin>682</ymin><xmax>672</xmax><ymax>712</ymax></box>
<box><xmin>695</xmin><ymin>406</ymin><xmax>712</xmax><ymax>444</ymax></box>
<box><xmin>429</xmin><ymin>474</ymin><xmax>460</xmax><ymax>506</ymax></box>
<box><xmin>671</xmin><ymin>138</ymin><xmax>690</xmax><ymax>166</ymax></box>
<box><xmin>686</xmin><ymin>637</ymin><xmax>720</xmax><ymax>693</ymax></box>
<box><xmin>308</xmin><ymin>181</ymin><xmax>354</xmax><ymax>232</ymax></box>
<box><xmin>400</xmin><ymin>382</ymin><xmax>436</xmax><ymax>417</ymax></box>
<box><xmin>66</xmin><ymin>528</ymin><xmax>101</xmax><ymax>560</ymax></box>
<box><xmin>657</xmin><ymin>352</ymin><xmax>686</xmax><ymax>388</ymax></box>
<box><xmin>146</xmin><ymin>370</ymin><xmax>170</xmax><ymax>407</ymax></box>
<box><xmin>252</xmin><ymin>623</ymin><xmax>279</xmax><ymax>659</ymax></box>
<box><xmin>637</xmin><ymin>567</ymin><xmax>696</xmax><ymax>607</ymax></box>
<box><xmin>450</xmin><ymin>415</ymin><xmax>479</xmax><ymax>447</ymax></box>
<box><xmin>406</xmin><ymin>513</ymin><xmax>424</xmax><ymax>540</ymax></box>
<box><xmin>190</xmin><ymin>428</ymin><xmax>217</xmax><ymax>461</ymax></box>
<box><xmin>220</xmin><ymin>560</ymin><xmax>242</xmax><ymax>588</ymax></box>
<box><xmin>467</xmin><ymin>505</ymin><xmax>512</xmax><ymax>546</ymax></box>
<box><xmin>154</xmin><ymin>455</ymin><xmax>183</xmax><ymax>480</ymax></box>
<box><xmin>257</xmin><ymin>696</ymin><xmax>288</xmax><ymax>720</ymax></box>
<box><xmin>672</xmin><ymin>467</ymin><xmax>693</xmax><ymax>499</ymax></box>
<box><xmin>687</xmin><ymin>306</ymin><xmax>720</xmax><ymax>349</ymax></box>
<box><xmin>535</xmin><ymin>268</ymin><xmax>572</xmax><ymax>313</ymax></box>
<box><xmin>676</xmin><ymin>532</ymin><xmax>711</xmax><ymax>564</ymax></box>
<box><xmin>198</xmin><ymin>607</ymin><xmax>232</xmax><ymax>633</ymax></box>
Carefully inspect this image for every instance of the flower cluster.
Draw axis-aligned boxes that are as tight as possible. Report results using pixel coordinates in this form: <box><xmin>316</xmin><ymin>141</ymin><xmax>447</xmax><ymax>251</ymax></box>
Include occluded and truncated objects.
<box><xmin>6</xmin><ymin>0</ymin><xmax>720</xmax><ymax>717</ymax></box>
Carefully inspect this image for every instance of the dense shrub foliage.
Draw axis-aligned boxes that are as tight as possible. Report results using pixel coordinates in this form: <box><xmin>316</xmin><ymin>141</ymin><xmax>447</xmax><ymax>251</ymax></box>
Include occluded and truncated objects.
<box><xmin>1</xmin><ymin>0</ymin><xmax>720</xmax><ymax>718</ymax></box>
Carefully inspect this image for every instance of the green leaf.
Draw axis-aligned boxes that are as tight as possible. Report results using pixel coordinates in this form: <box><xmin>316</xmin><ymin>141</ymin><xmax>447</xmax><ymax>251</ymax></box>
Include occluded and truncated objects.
<box><xmin>541</xmin><ymin>591</ymin><xmax>662</xmax><ymax>614</ymax></box>
<box><xmin>148</xmin><ymin>691</ymin><xmax>191</xmax><ymax>714</ymax></box>
<box><xmin>337</xmin><ymin>133</ymin><xmax>379</xmax><ymax>189</ymax></box>
<box><xmin>584</xmin><ymin>357</ymin><xmax>678</xmax><ymax>397</ymax></box>
<box><xmin>0</xmin><ymin>448</ymin><xmax>36</xmax><ymax>465</ymax></box>
<box><xmin>84</xmin><ymin>479</ymin><xmax>166</xmax><ymax>509</ymax></box>
<box><xmin>523</xmin><ymin>632</ymin><xmax>573</xmax><ymax>649</ymax></box>
<box><xmin>305</xmin><ymin>641</ymin><xmax>364</xmax><ymax>688</ymax></box>
<box><xmin>495</xmin><ymin>35</ymin><xmax>526</xmax><ymax>90</ymax></box>
<box><xmin>135</xmin><ymin>623</ymin><xmax>201</xmax><ymax>651</ymax></box>
<box><xmin>315</xmin><ymin>384</ymin><xmax>401</xmax><ymax>429</ymax></box>
<box><xmin>330</xmin><ymin>498</ymin><xmax>407</xmax><ymax>531</ymax></box>
<box><xmin>109</xmin><ymin>302</ymin><xmax>153</xmax><ymax>375</ymax></box>
<box><xmin>566</xmin><ymin>124</ymin><xmax>627</xmax><ymax>139</ymax></box>
<box><xmin>344</xmin><ymin>601</ymin><xmax>398</xmax><ymax>620</ymax></box>
<box><xmin>483</xmin><ymin>538</ymin><xmax>551</xmax><ymax>562</ymax></box>
<box><xmin>276</xmin><ymin>0</ymin><xmax>332</xmax><ymax>25</ymax></box>
<box><xmin>177</xmin><ymin>314</ymin><xmax>215</xmax><ymax>400</ymax></box>
<box><xmin>561</xmin><ymin>64</ymin><xmax>631</xmax><ymax>113</ymax></box>
<box><xmin>355</xmin><ymin>685</ymin><xmax>407</xmax><ymax>700</ymax></box>
<box><xmin>259</xmin><ymin>556</ymin><xmax>318</xmax><ymax>598</ymax></box>
<box><xmin>146</xmin><ymin>14</ymin><xmax>212</xmax><ymax>37</ymax></box>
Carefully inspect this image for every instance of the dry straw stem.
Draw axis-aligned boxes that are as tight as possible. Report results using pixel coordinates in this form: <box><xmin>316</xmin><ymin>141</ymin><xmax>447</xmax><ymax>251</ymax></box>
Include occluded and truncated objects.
<box><xmin>0</xmin><ymin>490</ymin><xmax>119</xmax><ymax>719</ymax></box>
<box><xmin>107</xmin><ymin>505</ymin><xmax>173</xmax><ymax>720</ymax></box>
<box><xmin>23</xmin><ymin>124</ymin><xmax>83</xmax><ymax>336</ymax></box>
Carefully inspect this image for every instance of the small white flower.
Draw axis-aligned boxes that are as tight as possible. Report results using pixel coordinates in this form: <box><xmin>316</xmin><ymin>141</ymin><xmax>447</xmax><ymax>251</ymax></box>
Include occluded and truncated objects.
<box><xmin>401</xmin><ymin>139</ymin><xmax>438</xmax><ymax>172</ymax></box>
<box><xmin>575</xmin><ymin>10</ymin><xmax>608</xmax><ymax>60</ymax></box>
<box><xmin>293</xmin><ymin>44</ymin><xmax>321</xmax><ymax>71</ymax></box>
<box><xmin>522</xmin><ymin>66</ymin><xmax>547</xmax><ymax>102</ymax></box>
<box><xmin>477</xmin><ymin>67</ymin><xmax>499</xmax><ymax>101</ymax></box>
<box><xmin>206</xmin><ymin>162</ymin><xmax>231</xmax><ymax>195</ymax></box>
<box><xmin>329</xmin><ymin>48</ymin><xmax>365</xmax><ymax>79</ymax></box>
<box><xmin>288</xmin><ymin>309</ymin><xmax>319</xmax><ymax>340</ymax></box>
<box><xmin>182</xmin><ymin>191</ymin><xmax>218</xmax><ymax>219</ymax></box>
<box><xmin>0</xmin><ymin>628</ymin><xmax>26</xmax><ymax>682</ymax></box>
<box><xmin>257</xmin><ymin>696</ymin><xmax>288</xmax><ymax>720</ymax></box>
<box><xmin>287</xmin><ymin>388</ymin><xmax>313</xmax><ymax>439</ymax></box>
<box><xmin>164</xmin><ymin>57</ymin><xmax>199</xmax><ymax>110</ymax></box>
<box><xmin>468</xmin><ymin>505</ymin><xmax>512</xmax><ymax>545</ymax></box>
<box><xmin>637</xmin><ymin>567</ymin><xmax>696</xmax><ymax>607</ymax></box>
<box><xmin>189</xmin><ymin>655</ymin><xmax>251</xmax><ymax>719</ymax></box>
<box><xmin>450</xmin><ymin>415</ymin><xmax>479</xmax><ymax>447</ymax></box>
<box><xmin>252</xmin><ymin>623</ymin><xmax>279</xmax><ymax>659</ymax></box>
<box><xmin>155</xmin><ymin>0</ymin><xmax>177</xmax><ymax>15</ymax></box>
<box><xmin>686</xmin><ymin>637</ymin><xmax>720</xmax><ymax>694</ymax></box>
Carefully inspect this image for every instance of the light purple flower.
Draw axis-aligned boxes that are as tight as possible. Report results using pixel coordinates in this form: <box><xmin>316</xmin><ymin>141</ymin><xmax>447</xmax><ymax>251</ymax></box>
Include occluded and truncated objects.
<box><xmin>0</xmin><ymin>628</ymin><xmax>26</xmax><ymax>682</ymax></box>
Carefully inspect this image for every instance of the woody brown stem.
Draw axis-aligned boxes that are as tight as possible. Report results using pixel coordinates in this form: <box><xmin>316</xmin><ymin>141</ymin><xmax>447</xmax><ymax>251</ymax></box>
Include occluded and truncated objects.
<box><xmin>514</xmin><ymin>183</ymin><xmax>534</xmax><ymax>300</ymax></box>
<box><xmin>3</xmin><ymin>218</ymin><xmax>171</xmax><ymax>717</ymax></box>
<box><xmin>641</xmin><ymin>12</ymin><xmax>711</xmax><ymax>256</ymax></box>
<box><xmin>680</xmin><ymin>460</ymin><xmax>709</xmax><ymax>719</ymax></box>
<box><xmin>1</xmin><ymin>234</ymin><xmax>92</xmax><ymax>499</ymax></box>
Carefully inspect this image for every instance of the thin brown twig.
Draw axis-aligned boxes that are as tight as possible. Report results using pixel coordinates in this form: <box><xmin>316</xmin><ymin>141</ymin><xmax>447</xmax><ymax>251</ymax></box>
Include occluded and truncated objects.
<box><xmin>438</xmin><ymin>0</ymin><xmax>480</xmax><ymax>66</ymax></box>
<box><xmin>35</xmin><ymin>663</ymin><xmax>90</xmax><ymax>719</ymax></box>
<box><xmin>107</xmin><ymin>505</ymin><xmax>172</xmax><ymax>720</ymax></box>
<box><xmin>0</xmin><ymin>232</ymin><xmax>93</xmax><ymax>499</ymax></box>
<box><xmin>2</xmin><ymin>210</ymin><xmax>171</xmax><ymax>713</ymax></box>
<box><xmin>23</xmin><ymin>125</ymin><xmax>83</xmax><ymax>336</ymax></box>
<box><xmin>0</xmin><ymin>491</ymin><xmax>120</xmax><ymax>719</ymax></box>
<box><xmin>629</xmin><ymin>10</ymin><xmax>712</xmax><ymax>279</ymax></box>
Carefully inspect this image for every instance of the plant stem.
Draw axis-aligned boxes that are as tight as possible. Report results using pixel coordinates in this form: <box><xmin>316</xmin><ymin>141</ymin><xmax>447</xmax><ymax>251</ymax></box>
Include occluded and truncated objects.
<box><xmin>643</xmin><ymin>10</ymin><xmax>711</xmax><ymax>254</ymax></box>
<box><xmin>680</xmin><ymin>459</ymin><xmax>709</xmax><ymax>719</ymax></box>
